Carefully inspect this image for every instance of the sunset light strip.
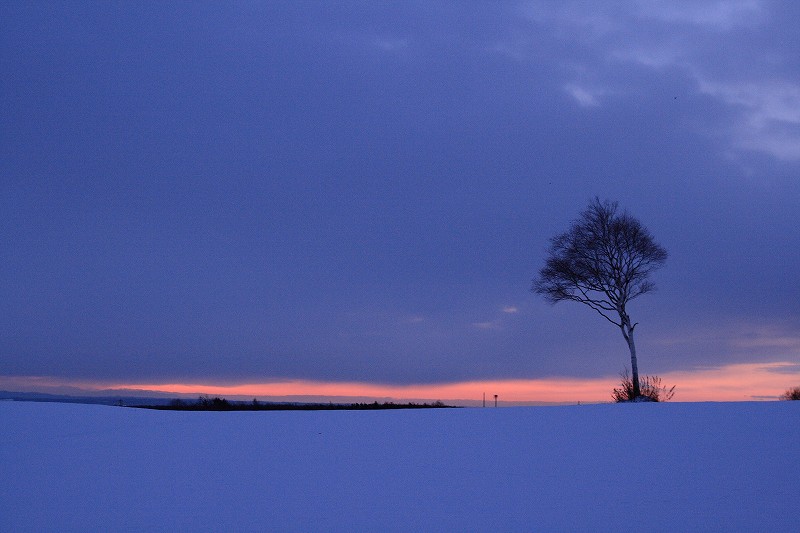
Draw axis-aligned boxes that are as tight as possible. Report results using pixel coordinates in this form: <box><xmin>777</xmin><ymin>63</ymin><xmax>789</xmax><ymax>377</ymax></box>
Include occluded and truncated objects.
<box><xmin>3</xmin><ymin>361</ymin><xmax>798</xmax><ymax>404</ymax></box>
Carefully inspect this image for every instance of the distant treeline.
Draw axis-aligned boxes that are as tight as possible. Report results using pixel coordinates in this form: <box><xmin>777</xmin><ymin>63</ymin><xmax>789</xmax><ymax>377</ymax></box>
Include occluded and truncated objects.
<box><xmin>133</xmin><ymin>396</ymin><xmax>457</xmax><ymax>411</ymax></box>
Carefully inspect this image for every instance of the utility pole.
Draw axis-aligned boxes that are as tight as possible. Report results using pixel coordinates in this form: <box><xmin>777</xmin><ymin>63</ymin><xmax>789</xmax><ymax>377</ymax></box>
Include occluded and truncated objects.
<box><xmin>494</xmin><ymin>394</ymin><xmax>498</xmax><ymax>408</ymax></box>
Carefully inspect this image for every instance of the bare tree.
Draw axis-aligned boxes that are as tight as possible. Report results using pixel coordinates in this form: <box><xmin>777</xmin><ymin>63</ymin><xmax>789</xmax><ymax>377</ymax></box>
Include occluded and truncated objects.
<box><xmin>780</xmin><ymin>386</ymin><xmax>800</xmax><ymax>400</ymax></box>
<box><xmin>533</xmin><ymin>198</ymin><xmax>667</xmax><ymax>399</ymax></box>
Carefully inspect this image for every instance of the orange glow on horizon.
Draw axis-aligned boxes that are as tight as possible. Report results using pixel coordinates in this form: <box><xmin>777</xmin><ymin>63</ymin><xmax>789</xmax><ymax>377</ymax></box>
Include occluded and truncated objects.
<box><xmin>2</xmin><ymin>361</ymin><xmax>798</xmax><ymax>404</ymax></box>
<box><xmin>119</xmin><ymin>378</ymin><xmax>613</xmax><ymax>404</ymax></box>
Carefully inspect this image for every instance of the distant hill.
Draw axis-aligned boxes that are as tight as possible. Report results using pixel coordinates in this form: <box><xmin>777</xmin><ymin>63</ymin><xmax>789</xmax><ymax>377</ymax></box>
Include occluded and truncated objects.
<box><xmin>0</xmin><ymin>390</ymin><xmax>176</xmax><ymax>407</ymax></box>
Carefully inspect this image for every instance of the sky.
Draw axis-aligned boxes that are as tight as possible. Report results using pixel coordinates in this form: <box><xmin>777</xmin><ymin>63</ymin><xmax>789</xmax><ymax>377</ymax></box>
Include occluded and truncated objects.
<box><xmin>2</xmin><ymin>0</ymin><xmax>799</xmax><ymax>402</ymax></box>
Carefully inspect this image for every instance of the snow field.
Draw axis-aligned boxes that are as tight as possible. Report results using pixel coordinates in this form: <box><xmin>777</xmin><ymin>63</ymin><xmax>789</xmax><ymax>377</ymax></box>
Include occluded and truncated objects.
<box><xmin>1</xmin><ymin>401</ymin><xmax>798</xmax><ymax>532</ymax></box>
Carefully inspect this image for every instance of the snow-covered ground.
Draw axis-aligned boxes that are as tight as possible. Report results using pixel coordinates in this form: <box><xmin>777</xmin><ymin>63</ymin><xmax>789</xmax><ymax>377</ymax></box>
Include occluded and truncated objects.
<box><xmin>1</xmin><ymin>401</ymin><xmax>798</xmax><ymax>532</ymax></box>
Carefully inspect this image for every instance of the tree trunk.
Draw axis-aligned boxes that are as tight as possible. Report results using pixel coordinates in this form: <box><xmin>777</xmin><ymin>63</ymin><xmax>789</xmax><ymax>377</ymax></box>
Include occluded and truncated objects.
<box><xmin>620</xmin><ymin>314</ymin><xmax>641</xmax><ymax>399</ymax></box>
<box><xmin>626</xmin><ymin>328</ymin><xmax>641</xmax><ymax>399</ymax></box>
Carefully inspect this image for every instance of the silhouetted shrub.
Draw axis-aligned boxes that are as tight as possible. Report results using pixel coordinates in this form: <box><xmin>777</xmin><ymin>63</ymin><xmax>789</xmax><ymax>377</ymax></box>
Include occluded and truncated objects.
<box><xmin>135</xmin><ymin>398</ymin><xmax>457</xmax><ymax>411</ymax></box>
<box><xmin>780</xmin><ymin>387</ymin><xmax>800</xmax><ymax>400</ymax></box>
<box><xmin>197</xmin><ymin>395</ymin><xmax>231</xmax><ymax>409</ymax></box>
<box><xmin>612</xmin><ymin>369</ymin><xmax>675</xmax><ymax>402</ymax></box>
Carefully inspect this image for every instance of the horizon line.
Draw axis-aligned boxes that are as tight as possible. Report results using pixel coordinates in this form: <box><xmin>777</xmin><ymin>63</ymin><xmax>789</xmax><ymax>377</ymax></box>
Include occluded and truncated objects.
<box><xmin>2</xmin><ymin>361</ymin><xmax>797</xmax><ymax>403</ymax></box>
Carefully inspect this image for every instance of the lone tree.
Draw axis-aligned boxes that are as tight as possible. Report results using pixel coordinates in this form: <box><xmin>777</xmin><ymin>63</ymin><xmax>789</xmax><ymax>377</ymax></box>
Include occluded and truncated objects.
<box><xmin>533</xmin><ymin>198</ymin><xmax>667</xmax><ymax>399</ymax></box>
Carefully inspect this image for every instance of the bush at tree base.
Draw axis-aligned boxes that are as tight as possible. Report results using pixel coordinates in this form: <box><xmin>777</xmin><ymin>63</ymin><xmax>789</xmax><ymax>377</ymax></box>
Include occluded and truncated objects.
<box><xmin>612</xmin><ymin>369</ymin><xmax>675</xmax><ymax>402</ymax></box>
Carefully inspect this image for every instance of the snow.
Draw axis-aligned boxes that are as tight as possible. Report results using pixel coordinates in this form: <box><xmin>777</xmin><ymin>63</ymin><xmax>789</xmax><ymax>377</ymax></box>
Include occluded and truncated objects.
<box><xmin>1</xmin><ymin>401</ymin><xmax>798</xmax><ymax>532</ymax></box>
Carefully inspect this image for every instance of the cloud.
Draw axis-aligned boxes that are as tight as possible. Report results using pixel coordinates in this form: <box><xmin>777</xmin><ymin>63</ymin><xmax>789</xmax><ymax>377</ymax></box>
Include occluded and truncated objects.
<box><xmin>511</xmin><ymin>1</ymin><xmax>800</xmax><ymax>161</ymax></box>
<box><xmin>609</xmin><ymin>43</ymin><xmax>684</xmax><ymax>69</ymax></box>
<box><xmin>371</xmin><ymin>36</ymin><xmax>410</xmax><ymax>53</ymax></box>
<box><xmin>524</xmin><ymin>0</ymin><xmax>764</xmax><ymax>33</ymax></box>
<box><xmin>728</xmin><ymin>327</ymin><xmax>800</xmax><ymax>353</ymax></box>
<box><xmin>697</xmin><ymin>79</ymin><xmax>800</xmax><ymax>160</ymax></box>
<box><xmin>763</xmin><ymin>362</ymin><xmax>800</xmax><ymax>375</ymax></box>
<box><xmin>636</xmin><ymin>0</ymin><xmax>764</xmax><ymax>30</ymax></box>
<box><xmin>502</xmin><ymin>306</ymin><xmax>519</xmax><ymax>314</ymax></box>
<box><xmin>472</xmin><ymin>320</ymin><xmax>500</xmax><ymax>330</ymax></box>
<box><xmin>564</xmin><ymin>84</ymin><xmax>602</xmax><ymax>107</ymax></box>
<box><xmin>522</xmin><ymin>2</ymin><xmax>622</xmax><ymax>40</ymax></box>
<box><xmin>651</xmin><ymin>320</ymin><xmax>800</xmax><ymax>371</ymax></box>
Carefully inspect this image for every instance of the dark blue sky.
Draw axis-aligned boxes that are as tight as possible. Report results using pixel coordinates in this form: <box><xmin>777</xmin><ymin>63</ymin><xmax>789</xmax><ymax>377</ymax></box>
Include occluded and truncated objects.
<box><xmin>2</xmin><ymin>1</ymin><xmax>799</xmax><ymax>390</ymax></box>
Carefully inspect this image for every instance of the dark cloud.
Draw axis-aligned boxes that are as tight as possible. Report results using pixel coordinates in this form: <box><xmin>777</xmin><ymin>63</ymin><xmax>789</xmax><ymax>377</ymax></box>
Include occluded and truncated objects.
<box><xmin>1</xmin><ymin>1</ymin><xmax>798</xmax><ymax>386</ymax></box>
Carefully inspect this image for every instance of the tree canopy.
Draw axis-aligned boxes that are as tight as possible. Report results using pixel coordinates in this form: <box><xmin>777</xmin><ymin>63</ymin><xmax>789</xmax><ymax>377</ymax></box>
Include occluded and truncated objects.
<box><xmin>533</xmin><ymin>198</ymin><xmax>667</xmax><ymax>398</ymax></box>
